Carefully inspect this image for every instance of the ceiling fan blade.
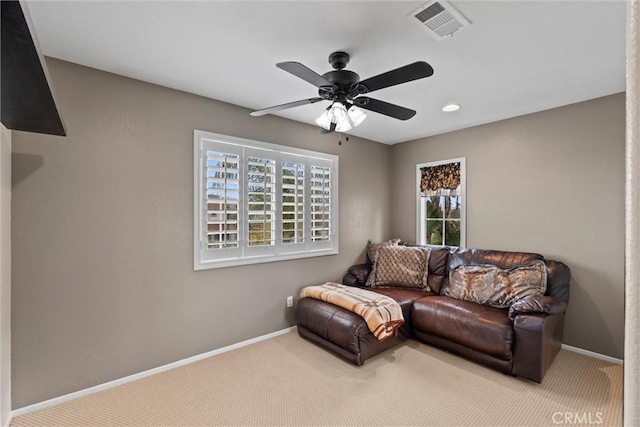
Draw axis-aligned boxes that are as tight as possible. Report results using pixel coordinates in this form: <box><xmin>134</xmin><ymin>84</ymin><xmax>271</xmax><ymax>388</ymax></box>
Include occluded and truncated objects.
<box><xmin>320</xmin><ymin>122</ymin><xmax>336</xmax><ymax>134</ymax></box>
<box><xmin>358</xmin><ymin>62</ymin><xmax>434</xmax><ymax>94</ymax></box>
<box><xmin>276</xmin><ymin>62</ymin><xmax>337</xmax><ymax>89</ymax></box>
<box><xmin>250</xmin><ymin>97</ymin><xmax>324</xmax><ymax>117</ymax></box>
<box><xmin>353</xmin><ymin>97</ymin><xmax>416</xmax><ymax>121</ymax></box>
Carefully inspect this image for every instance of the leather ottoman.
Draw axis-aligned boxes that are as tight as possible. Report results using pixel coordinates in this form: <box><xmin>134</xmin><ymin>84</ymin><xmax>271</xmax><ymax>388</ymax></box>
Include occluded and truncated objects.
<box><xmin>295</xmin><ymin>288</ymin><xmax>431</xmax><ymax>365</ymax></box>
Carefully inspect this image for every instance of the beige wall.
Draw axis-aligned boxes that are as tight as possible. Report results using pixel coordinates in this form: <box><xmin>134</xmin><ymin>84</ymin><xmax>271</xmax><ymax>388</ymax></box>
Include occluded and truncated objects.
<box><xmin>1</xmin><ymin>125</ymin><xmax>12</xmax><ymax>426</ymax></box>
<box><xmin>11</xmin><ymin>58</ymin><xmax>392</xmax><ymax>408</ymax></box>
<box><xmin>390</xmin><ymin>93</ymin><xmax>625</xmax><ymax>359</ymax></box>
<box><xmin>11</xmin><ymin>57</ymin><xmax>625</xmax><ymax>408</ymax></box>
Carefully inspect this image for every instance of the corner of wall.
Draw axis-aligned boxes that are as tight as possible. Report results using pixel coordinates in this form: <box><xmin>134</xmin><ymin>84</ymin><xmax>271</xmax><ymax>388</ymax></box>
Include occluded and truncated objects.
<box><xmin>624</xmin><ymin>1</ymin><xmax>640</xmax><ymax>424</ymax></box>
<box><xmin>0</xmin><ymin>124</ymin><xmax>12</xmax><ymax>427</ymax></box>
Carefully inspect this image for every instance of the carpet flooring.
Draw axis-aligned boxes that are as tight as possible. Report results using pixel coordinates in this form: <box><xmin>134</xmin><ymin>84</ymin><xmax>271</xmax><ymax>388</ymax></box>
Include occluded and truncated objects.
<box><xmin>11</xmin><ymin>331</ymin><xmax>622</xmax><ymax>426</ymax></box>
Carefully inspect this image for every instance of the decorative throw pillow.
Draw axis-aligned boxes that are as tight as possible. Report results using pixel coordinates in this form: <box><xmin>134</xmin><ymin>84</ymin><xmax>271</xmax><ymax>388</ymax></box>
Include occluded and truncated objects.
<box><xmin>366</xmin><ymin>238</ymin><xmax>401</xmax><ymax>266</ymax></box>
<box><xmin>443</xmin><ymin>261</ymin><xmax>547</xmax><ymax>309</ymax></box>
<box><xmin>366</xmin><ymin>245</ymin><xmax>431</xmax><ymax>291</ymax></box>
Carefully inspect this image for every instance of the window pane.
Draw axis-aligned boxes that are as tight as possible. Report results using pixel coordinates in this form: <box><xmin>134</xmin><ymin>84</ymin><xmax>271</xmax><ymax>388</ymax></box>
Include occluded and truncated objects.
<box><xmin>424</xmin><ymin>195</ymin><xmax>462</xmax><ymax>247</ymax></box>
<box><xmin>205</xmin><ymin>150</ymin><xmax>240</xmax><ymax>250</ymax></box>
<box><xmin>426</xmin><ymin>196</ymin><xmax>443</xmax><ymax>219</ymax></box>
<box><xmin>310</xmin><ymin>165</ymin><xmax>331</xmax><ymax>242</ymax></box>
<box><xmin>282</xmin><ymin>161</ymin><xmax>305</xmax><ymax>244</ymax></box>
<box><xmin>426</xmin><ymin>220</ymin><xmax>443</xmax><ymax>245</ymax></box>
<box><xmin>445</xmin><ymin>220</ymin><xmax>461</xmax><ymax>246</ymax></box>
<box><xmin>446</xmin><ymin>196</ymin><xmax>461</xmax><ymax>219</ymax></box>
<box><xmin>247</xmin><ymin>156</ymin><xmax>276</xmax><ymax>246</ymax></box>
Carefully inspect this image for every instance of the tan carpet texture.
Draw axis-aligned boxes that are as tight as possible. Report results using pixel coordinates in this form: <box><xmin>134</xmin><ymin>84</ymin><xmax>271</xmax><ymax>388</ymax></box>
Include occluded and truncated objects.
<box><xmin>11</xmin><ymin>331</ymin><xmax>622</xmax><ymax>426</ymax></box>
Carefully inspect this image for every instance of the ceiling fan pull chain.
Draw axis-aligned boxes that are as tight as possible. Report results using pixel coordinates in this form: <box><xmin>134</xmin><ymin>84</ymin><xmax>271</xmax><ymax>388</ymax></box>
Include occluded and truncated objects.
<box><xmin>338</xmin><ymin>132</ymin><xmax>342</xmax><ymax>145</ymax></box>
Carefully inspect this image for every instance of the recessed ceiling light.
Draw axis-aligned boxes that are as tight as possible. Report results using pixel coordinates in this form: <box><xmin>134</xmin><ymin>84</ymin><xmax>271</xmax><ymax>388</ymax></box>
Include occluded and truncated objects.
<box><xmin>442</xmin><ymin>104</ymin><xmax>461</xmax><ymax>112</ymax></box>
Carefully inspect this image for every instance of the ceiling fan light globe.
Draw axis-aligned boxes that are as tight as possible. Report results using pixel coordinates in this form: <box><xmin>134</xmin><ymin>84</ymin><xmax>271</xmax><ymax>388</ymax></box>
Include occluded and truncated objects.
<box><xmin>315</xmin><ymin>111</ymin><xmax>332</xmax><ymax>130</ymax></box>
<box><xmin>335</xmin><ymin>119</ymin><xmax>352</xmax><ymax>132</ymax></box>
<box><xmin>348</xmin><ymin>106</ymin><xmax>367</xmax><ymax>127</ymax></box>
<box><xmin>328</xmin><ymin>103</ymin><xmax>348</xmax><ymax>123</ymax></box>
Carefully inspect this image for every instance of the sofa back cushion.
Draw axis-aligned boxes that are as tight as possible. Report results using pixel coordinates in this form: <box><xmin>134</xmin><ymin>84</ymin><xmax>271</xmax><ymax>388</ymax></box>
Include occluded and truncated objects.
<box><xmin>366</xmin><ymin>238</ymin><xmax>401</xmax><ymax>266</ymax></box>
<box><xmin>443</xmin><ymin>261</ymin><xmax>547</xmax><ymax>308</ymax></box>
<box><xmin>367</xmin><ymin>245</ymin><xmax>431</xmax><ymax>290</ymax></box>
<box><xmin>448</xmin><ymin>247</ymin><xmax>544</xmax><ymax>270</ymax></box>
<box><xmin>403</xmin><ymin>244</ymin><xmax>449</xmax><ymax>293</ymax></box>
<box><xmin>544</xmin><ymin>260</ymin><xmax>571</xmax><ymax>303</ymax></box>
<box><xmin>441</xmin><ymin>247</ymin><xmax>544</xmax><ymax>295</ymax></box>
<box><xmin>351</xmin><ymin>244</ymin><xmax>570</xmax><ymax>303</ymax></box>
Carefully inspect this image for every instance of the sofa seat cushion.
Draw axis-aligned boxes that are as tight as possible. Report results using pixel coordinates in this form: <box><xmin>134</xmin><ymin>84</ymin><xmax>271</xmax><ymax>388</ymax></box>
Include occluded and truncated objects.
<box><xmin>370</xmin><ymin>287</ymin><xmax>434</xmax><ymax>310</ymax></box>
<box><xmin>370</xmin><ymin>288</ymin><xmax>435</xmax><ymax>330</ymax></box>
<box><xmin>412</xmin><ymin>296</ymin><xmax>514</xmax><ymax>360</ymax></box>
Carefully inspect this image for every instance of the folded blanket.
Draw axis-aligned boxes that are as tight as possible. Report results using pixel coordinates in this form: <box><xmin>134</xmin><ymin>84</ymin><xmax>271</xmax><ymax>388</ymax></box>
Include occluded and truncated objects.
<box><xmin>299</xmin><ymin>282</ymin><xmax>404</xmax><ymax>341</ymax></box>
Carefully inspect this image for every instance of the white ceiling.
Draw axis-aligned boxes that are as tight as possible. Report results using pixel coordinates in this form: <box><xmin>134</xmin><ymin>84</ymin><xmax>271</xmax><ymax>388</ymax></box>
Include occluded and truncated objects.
<box><xmin>27</xmin><ymin>1</ymin><xmax>626</xmax><ymax>145</ymax></box>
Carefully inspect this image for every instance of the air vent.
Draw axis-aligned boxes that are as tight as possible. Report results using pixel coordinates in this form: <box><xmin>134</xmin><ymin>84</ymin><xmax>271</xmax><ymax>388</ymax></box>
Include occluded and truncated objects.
<box><xmin>408</xmin><ymin>0</ymin><xmax>471</xmax><ymax>40</ymax></box>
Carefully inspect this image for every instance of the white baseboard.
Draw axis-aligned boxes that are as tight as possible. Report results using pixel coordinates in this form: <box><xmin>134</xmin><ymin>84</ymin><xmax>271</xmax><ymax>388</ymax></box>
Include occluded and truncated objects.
<box><xmin>561</xmin><ymin>344</ymin><xmax>623</xmax><ymax>365</ymax></box>
<box><xmin>11</xmin><ymin>326</ymin><xmax>297</xmax><ymax>418</ymax></box>
<box><xmin>2</xmin><ymin>413</ymin><xmax>11</xmax><ymax>427</ymax></box>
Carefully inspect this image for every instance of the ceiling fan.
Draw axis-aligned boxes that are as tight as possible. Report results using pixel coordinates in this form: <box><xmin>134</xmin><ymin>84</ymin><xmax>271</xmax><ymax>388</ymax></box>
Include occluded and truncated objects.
<box><xmin>250</xmin><ymin>51</ymin><xmax>434</xmax><ymax>134</ymax></box>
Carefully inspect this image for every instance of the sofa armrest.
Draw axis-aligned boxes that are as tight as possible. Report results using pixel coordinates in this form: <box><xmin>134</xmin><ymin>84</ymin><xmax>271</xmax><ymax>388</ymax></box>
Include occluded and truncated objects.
<box><xmin>512</xmin><ymin>312</ymin><xmax>565</xmax><ymax>382</ymax></box>
<box><xmin>508</xmin><ymin>296</ymin><xmax>568</xmax><ymax>321</ymax></box>
<box><xmin>342</xmin><ymin>263</ymin><xmax>371</xmax><ymax>287</ymax></box>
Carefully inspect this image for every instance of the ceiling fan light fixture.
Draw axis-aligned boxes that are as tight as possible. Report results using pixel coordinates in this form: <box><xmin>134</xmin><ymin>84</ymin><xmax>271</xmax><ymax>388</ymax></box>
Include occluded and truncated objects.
<box><xmin>315</xmin><ymin>110</ymin><xmax>332</xmax><ymax>130</ymax></box>
<box><xmin>317</xmin><ymin>103</ymin><xmax>365</xmax><ymax>133</ymax></box>
<box><xmin>347</xmin><ymin>106</ymin><xmax>367</xmax><ymax>127</ymax></box>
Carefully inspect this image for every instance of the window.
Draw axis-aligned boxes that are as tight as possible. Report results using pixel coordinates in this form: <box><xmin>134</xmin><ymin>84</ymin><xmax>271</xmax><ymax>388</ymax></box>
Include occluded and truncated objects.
<box><xmin>416</xmin><ymin>158</ymin><xmax>465</xmax><ymax>247</ymax></box>
<box><xmin>194</xmin><ymin>130</ymin><xmax>338</xmax><ymax>270</ymax></box>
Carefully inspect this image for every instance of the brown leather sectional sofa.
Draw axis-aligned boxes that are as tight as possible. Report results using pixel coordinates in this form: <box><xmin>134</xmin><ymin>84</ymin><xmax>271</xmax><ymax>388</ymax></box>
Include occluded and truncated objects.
<box><xmin>295</xmin><ymin>245</ymin><xmax>571</xmax><ymax>383</ymax></box>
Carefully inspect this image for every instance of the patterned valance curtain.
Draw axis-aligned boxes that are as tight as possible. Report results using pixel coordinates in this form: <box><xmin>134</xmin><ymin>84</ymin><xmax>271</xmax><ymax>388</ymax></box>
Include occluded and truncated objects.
<box><xmin>420</xmin><ymin>161</ymin><xmax>461</xmax><ymax>197</ymax></box>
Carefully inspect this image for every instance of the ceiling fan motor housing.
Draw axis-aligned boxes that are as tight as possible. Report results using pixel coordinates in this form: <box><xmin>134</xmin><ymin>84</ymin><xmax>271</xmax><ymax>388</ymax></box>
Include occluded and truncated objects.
<box><xmin>322</xmin><ymin>70</ymin><xmax>360</xmax><ymax>88</ymax></box>
<box><xmin>322</xmin><ymin>52</ymin><xmax>364</xmax><ymax>101</ymax></box>
<box><xmin>319</xmin><ymin>70</ymin><xmax>362</xmax><ymax>102</ymax></box>
<box><xmin>328</xmin><ymin>51</ymin><xmax>350</xmax><ymax>70</ymax></box>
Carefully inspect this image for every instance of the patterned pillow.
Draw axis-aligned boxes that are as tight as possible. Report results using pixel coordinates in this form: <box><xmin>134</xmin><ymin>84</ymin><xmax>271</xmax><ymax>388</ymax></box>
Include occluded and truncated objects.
<box><xmin>443</xmin><ymin>261</ymin><xmax>547</xmax><ymax>309</ymax></box>
<box><xmin>366</xmin><ymin>238</ymin><xmax>401</xmax><ymax>266</ymax></box>
<box><xmin>367</xmin><ymin>245</ymin><xmax>431</xmax><ymax>290</ymax></box>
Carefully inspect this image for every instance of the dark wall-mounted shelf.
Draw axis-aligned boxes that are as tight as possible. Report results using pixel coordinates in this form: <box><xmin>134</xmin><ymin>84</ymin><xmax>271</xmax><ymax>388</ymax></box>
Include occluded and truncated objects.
<box><xmin>1</xmin><ymin>0</ymin><xmax>66</xmax><ymax>136</ymax></box>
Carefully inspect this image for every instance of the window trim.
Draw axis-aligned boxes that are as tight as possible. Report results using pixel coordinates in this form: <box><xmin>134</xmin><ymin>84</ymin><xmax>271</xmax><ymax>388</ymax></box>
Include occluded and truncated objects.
<box><xmin>194</xmin><ymin>130</ymin><xmax>339</xmax><ymax>270</ymax></box>
<box><xmin>415</xmin><ymin>157</ymin><xmax>466</xmax><ymax>247</ymax></box>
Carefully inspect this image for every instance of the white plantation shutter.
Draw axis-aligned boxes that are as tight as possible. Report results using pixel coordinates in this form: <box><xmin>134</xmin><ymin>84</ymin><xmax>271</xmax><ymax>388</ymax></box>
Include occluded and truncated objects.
<box><xmin>206</xmin><ymin>150</ymin><xmax>240</xmax><ymax>249</ymax></box>
<box><xmin>307</xmin><ymin>159</ymin><xmax>335</xmax><ymax>251</ymax></box>
<box><xmin>246</xmin><ymin>156</ymin><xmax>276</xmax><ymax>247</ymax></box>
<box><xmin>194</xmin><ymin>131</ymin><xmax>338</xmax><ymax>270</ymax></box>
<box><xmin>196</xmin><ymin>140</ymin><xmax>244</xmax><ymax>264</ymax></box>
<box><xmin>310</xmin><ymin>165</ymin><xmax>331</xmax><ymax>242</ymax></box>
<box><xmin>281</xmin><ymin>161</ymin><xmax>305</xmax><ymax>245</ymax></box>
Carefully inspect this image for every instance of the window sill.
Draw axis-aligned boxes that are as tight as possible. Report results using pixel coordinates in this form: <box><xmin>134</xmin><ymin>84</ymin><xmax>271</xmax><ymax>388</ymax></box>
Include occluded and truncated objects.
<box><xmin>194</xmin><ymin>248</ymin><xmax>339</xmax><ymax>270</ymax></box>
